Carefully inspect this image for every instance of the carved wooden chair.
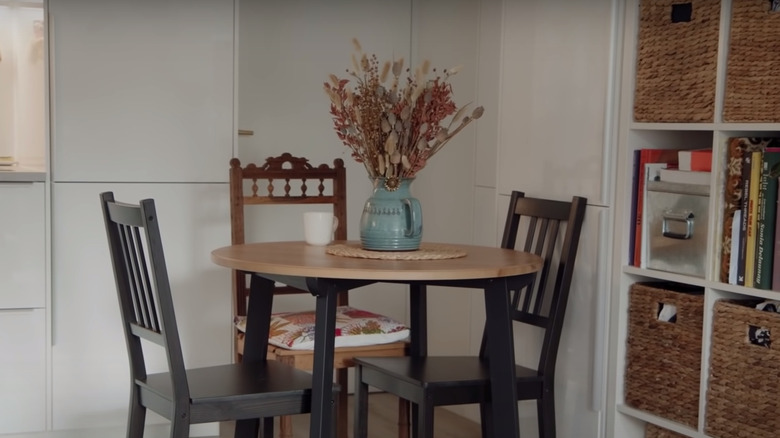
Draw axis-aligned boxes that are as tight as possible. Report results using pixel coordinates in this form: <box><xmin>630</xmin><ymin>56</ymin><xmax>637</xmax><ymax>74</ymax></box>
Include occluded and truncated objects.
<box><xmin>229</xmin><ymin>154</ymin><xmax>410</xmax><ymax>438</ymax></box>
<box><xmin>99</xmin><ymin>191</ymin><xmax>338</xmax><ymax>438</ymax></box>
<box><xmin>353</xmin><ymin>191</ymin><xmax>587</xmax><ymax>438</ymax></box>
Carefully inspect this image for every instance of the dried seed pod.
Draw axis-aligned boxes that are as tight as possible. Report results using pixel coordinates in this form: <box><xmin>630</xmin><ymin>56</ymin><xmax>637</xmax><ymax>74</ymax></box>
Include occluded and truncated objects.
<box><xmin>471</xmin><ymin>106</ymin><xmax>485</xmax><ymax>119</ymax></box>
<box><xmin>378</xmin><ymin>154</ymin><xmax>386</xmax><ymax>175</ymax></box>
<box><xmin>416</xmin><ymin>138</ymin><xmax>428</xmax><ymax>150</ymax></box>
<box><xmin>419</xmin><ymin>123</ymin><xmax>428</xmax><ymax>135</ymax></box>
<box><xmin>390</xmin><ymin>151</ymin><xmax>401</xmax><ymax>164</ymax></box>
<box><xmin>385</xmin><ymin>132</ymin><xmax>397</xmax><ymax>154</ymax></box>
<box><xmin>401</xmin><ymin>155</ymin><xmax>411</xmax><ymax>169</ymax></box>
<box><xmin>381</xmin><ymin>118</ymin><xmax>391</xmax><ymax>133</ymax></box>
<box><xmin>400</xmin><ymin>106</ymin><xmax>411</xmax><ymax>121</ymax></box>
<box><xmin>436</xmin><ymin>128</ymin><xmax>449</xmax><ymax>142</ymax></box>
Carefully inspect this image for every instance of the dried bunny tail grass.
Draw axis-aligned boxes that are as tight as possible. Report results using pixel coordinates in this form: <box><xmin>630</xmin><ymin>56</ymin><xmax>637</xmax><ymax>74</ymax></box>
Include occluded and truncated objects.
<box><xmin>352</xmin><ymin>38</ymin><xmax>362</xmax><ymax>53</ymax></box>
<box><xmin>380</xmin><ymin>61</ymin><xmax>391</xmax><ymax>83</ymax></box>
<box><xmin>351</xmin><ymin>53</ymin><xmax>361</xmax><ymax>74</ymax></box>
<box><xmin>421</xmin><ymin>59</ymin><xmax>430</xmax><ymax>75</ymax></box>
<box><xmin>328</xmin><ymin>74</ymin><xmax>340</xmax><ymax>86</ymax></box>
<box><xmin>392</xmin><ymin>58</ymin><xmax>404</xmax><ymax>77</ymax></box>
<box><xmin>446</xmin><ymin>65</ymin><xmax>462</xmax><ymax>76</ymax></box>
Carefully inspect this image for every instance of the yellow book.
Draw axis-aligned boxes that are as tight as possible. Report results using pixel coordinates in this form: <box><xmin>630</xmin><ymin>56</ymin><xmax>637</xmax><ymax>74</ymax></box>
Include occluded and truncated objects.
<box><xmin>745</xmin><ymin>150</ymin><xmax>762</xmax><ymax>288</ymax></box>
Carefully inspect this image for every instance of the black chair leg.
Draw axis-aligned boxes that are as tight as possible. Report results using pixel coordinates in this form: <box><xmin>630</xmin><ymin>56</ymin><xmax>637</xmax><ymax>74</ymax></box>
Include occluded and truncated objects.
<box><xmin>169</xmin><ymin>417</ymin><xmax>189</xmax><ymax>438</ymax></box>
<box><xmin>416</xmin><ymin>398</ymin><xmax>434</xmax><ymax>438</ymax></box>
<box><xmin>354</xmin><ymin>366</ymin><xmax>369</xmax><ymax>438</ymax></box>
<box><xmin>234</xmin><ymin>418</ymin><xmax>260</xmax><ymax>438</ymax></box>
<box><xmin>257</xmin><ymin>417</ymin><xmax>273</xmax><ymax>438</ymax></box>
<box><xmin>479</xmin><ymin>401</ymin><xmax>493</xmax><ymax>438</ymax></box>
<box><xmin>127</xmin><ymin>388</ymin><xmax>146</xmax><ymax>438</ymax></box>
<box><xmin>538</xmin><ymin>390</ymin><xmax>556</xmax><ymax>438</ymax></box>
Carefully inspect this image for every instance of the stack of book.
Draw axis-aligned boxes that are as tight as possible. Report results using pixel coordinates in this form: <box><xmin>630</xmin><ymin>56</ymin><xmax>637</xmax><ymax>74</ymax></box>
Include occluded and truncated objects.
<box><xmin>720</xmin><ymin>138</ymin><xmax>780</xmax><ymax>290</ymax></box>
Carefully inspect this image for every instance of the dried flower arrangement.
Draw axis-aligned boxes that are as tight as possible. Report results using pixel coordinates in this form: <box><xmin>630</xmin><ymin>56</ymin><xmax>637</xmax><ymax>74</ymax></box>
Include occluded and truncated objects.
<box><xmin>324</xmin><ymin>38</ymin><xmax>484</xmax><ymax>190</ymax></box>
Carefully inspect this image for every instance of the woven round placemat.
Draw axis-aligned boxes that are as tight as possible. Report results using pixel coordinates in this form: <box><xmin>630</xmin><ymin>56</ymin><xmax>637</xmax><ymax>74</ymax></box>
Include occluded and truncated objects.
<box><xmin>326</xmin><ymin>243</ymin><xmax>466</xmax><ymax>260</ymax></box>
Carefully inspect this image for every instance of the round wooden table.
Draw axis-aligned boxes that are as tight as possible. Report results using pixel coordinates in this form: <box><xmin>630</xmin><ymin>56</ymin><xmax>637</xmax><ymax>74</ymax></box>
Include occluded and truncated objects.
<box><xmin>212</xmin><ymin>240</ymin><xmax>542</xmax><ymax>438</ymax></box>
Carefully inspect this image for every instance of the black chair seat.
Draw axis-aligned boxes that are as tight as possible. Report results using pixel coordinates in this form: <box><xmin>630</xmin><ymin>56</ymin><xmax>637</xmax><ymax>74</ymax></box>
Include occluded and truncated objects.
<box><xmin>139</xmin><ymin>361</ymin><xmax>328</xmax><ymax>423</ymax></box>
<box><xmin>355</xmin><ymin>356</ymin><xmax>540</xmax><ymax>388</ymax></box>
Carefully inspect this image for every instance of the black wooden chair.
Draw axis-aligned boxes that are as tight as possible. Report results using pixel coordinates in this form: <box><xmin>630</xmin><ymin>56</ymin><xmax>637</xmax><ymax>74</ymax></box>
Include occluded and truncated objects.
<box><xmin>99</xmin><ymin>191</ymin><xmax>338</xmax><ymax>438</ymax></box>
<box><xmin>353</xmin><ymin>191</ymin><xmax>587</xmax><ymax>438</ymax></box>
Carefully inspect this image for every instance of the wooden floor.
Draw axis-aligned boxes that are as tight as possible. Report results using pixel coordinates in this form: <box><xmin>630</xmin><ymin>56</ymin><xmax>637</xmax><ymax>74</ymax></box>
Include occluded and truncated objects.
<box><xmin>220</xmin><ymin>393</ymin><xmax>482</xmax><ymax>438</ymax></box>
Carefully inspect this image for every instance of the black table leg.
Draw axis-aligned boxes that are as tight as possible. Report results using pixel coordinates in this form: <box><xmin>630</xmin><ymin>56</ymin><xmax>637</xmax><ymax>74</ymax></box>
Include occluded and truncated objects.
<box><xmin>306</xmin><ymin>278</ymin><xmax>340</xmax><ymax>438</ymax></box>
<box><xmin>484</xmin><ymin>278</ymin><xmax>520</xmax><ymax>438</ymax></box>
<box><xmin>235</xmin><ymin>274</ymin><xmax>275</xmax><ymax>438</ymax></box>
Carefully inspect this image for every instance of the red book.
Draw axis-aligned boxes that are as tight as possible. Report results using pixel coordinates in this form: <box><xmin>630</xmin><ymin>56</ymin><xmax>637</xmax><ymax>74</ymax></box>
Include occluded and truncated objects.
<box><xmin>633</xmin><ymin>148</ymin><xmax>680</xmax><ymax>266</ymax></box>
<box><xmin>678</xmin><ymin>149</ymin><xmax>713</xmax><ymax>172</ymax></box>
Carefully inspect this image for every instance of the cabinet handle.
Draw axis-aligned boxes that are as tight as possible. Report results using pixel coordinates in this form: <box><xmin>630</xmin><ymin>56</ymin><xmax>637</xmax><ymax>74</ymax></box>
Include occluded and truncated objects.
<box><xmin>238</xmin><ymin>129</ymin><xmax>254</xmax><ymax>136</ymax></box>
<box><xmin>662</xmin><ymin>210</ymin><xmax>695</xmax><ymax>239</ymax></box>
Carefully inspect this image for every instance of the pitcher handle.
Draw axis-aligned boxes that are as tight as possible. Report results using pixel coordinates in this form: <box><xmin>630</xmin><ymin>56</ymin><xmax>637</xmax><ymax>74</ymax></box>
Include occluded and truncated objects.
<box><xmin>403</xmin><ymin>198</ymin><xmax>423</xmax><ymax>238</ymax></box>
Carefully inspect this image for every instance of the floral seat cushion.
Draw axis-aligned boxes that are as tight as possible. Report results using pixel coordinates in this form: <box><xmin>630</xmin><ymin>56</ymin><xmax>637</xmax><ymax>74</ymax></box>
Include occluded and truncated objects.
<box><xmin>234</xmin><ymin>306</ymin><xmax>409</xmax><ymax>350</ymax></box>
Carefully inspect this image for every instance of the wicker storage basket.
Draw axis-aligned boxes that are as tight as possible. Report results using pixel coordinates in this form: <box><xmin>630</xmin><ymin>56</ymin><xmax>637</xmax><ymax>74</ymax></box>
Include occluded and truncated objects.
<box><xmin>723</xmin><ymin>0</ymin><xmax>780</xmax><ymax>122</ymax></box>
<box><xmin>633</xmin><ymin>0</ymin><xmax>720</xmax><ymax>122</ymax></box>
<box><xmin>625</xmin><ymin>282</ymin><xmax>704</xmax><ymax>428</ymax></box>
<box><xmin>705</xmin><ymin>300</ymin><xmax>780</xmax><ymax>438</ymax></box>
<box><xmin>645</xmin><ymin>423</ymin><xmax>689</xmax><ymax>438</ymax></box>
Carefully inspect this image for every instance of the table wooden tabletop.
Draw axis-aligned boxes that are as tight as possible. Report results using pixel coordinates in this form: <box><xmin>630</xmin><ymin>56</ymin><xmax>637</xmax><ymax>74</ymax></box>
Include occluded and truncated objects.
<box><xmin>211</xmin><ymin>240</ymin><xmax>543</xmax><ymax>281</ymax></box>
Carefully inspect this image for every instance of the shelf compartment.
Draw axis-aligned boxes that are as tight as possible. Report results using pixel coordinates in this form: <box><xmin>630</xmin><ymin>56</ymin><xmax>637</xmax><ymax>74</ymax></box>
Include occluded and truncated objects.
<box><xmin>705</xmin><ymin>299</ymin><xmax>780</xmax><ymax>438</ymax></box>
<box><xmin>722</xmin><ymin>0</ymin><xmax>780</xmax><ymax>122</ymax></box>
<box><xmin>625</xmin><ymin>282</ymin><xmax>704</xmax><ymax>428</ymax></box>
<box><xmin>633</xmin><ymin>0</ymin><xmax>720</xmax><ymax>123</ymax></box>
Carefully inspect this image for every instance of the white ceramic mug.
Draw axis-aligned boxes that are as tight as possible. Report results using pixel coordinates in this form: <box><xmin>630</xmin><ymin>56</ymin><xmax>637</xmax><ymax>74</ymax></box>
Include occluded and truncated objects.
<box><xmin>303</xmin><ymin>211</ymin><xmax>339</xmax><ymax>246</ymax></box>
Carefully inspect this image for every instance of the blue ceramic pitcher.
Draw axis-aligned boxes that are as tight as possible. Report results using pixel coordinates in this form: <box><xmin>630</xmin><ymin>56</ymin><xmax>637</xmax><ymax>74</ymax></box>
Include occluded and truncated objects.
<box><xmin>359</xmin><ymin>177</ymin><xmax>422</xmax><ymax>251</ymax></box>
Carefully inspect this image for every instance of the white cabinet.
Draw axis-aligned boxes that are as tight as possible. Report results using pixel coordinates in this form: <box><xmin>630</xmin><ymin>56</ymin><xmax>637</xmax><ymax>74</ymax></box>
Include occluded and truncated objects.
<box><xmin>48</xmin><ymin>0</ymin><xmax>234</xmax><ymax>183</ymax></box>
<box><xmin>607</xmin><ymin>1</ymin><xmax>780</xmax><ymax>437</ymax></box>
<box><xmin>0</xmin><ymin>182</ymin><xmax>45</xmax><ymax>309</ymax></box>
<box><xmin>0</xmin><ymin>182</ymin><xmax>46</xmax><ymax>434</ymax></box>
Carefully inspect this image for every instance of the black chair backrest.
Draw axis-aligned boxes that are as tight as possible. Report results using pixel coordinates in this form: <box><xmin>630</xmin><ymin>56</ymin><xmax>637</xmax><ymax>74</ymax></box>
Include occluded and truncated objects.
<box><xmin>100</xmin><ymin>192</ymin><xmax>189</xmax><ymax>402</ymax></box>
<box><xmin>489</xmin><ymin>191</ymin><xmax>587</xmax><ymax>376</ymax></box>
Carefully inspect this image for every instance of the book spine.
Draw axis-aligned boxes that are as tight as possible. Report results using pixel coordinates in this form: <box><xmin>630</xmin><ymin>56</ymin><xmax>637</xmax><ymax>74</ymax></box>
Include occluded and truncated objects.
<box><xmin>745</xmin><ymin>151</ymin><xmax>762</xmax><ymax>288</ymax></box>
<box><xmin>773</xmin><ymin>175</ymin><xmax>780</xmax><ymax>291</ymax></box>
<box><xmin>737</xmin><ymin>153</ymin><xmax>753</xmax><ymax>286</ymax></box>
<box><xmin>755</xmin><ymin>152</ymin><xmax>779</xmax><ymax>289</ymax></box>
<box><xmin>628</xmin><ymin>150</ymin><xmax>640</xmax><ymax>266</ymax></box>
<box><xmin>730</xmin><ymin>210</ymin><xmax>741</xmax><ymax>284</ymax></box>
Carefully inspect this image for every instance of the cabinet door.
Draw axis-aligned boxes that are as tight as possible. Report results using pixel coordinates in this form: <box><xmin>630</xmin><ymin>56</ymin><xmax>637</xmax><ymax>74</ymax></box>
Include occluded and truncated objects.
<box><xmin>496</xmin><ymin>0</ymin><xmax>614</xmax><ymax>205</ymax></box>
<box><xmin>0</xmin><ymin>182</ymin><xmax>45</xmax><ymax>309</ymax></box>
<box><xmin>48</xmin><ymin>0</ymin><xmax>234</xmax><ymax>183</ymax></box>
<box><xmin>0</xmin><ymin>308</ymin><xmax>46</xmax><ymax>434</ymax></box>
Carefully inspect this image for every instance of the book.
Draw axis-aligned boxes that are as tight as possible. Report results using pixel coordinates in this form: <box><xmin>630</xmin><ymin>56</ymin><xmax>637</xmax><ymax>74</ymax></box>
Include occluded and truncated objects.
<box><xmin>755</xmin><ymin>151</ymin><xmax>780</xmax><ymax>289</ymax></box>
<box><xmin>633</xmin><ymin>148</ymin><xmax>679</xmax><ymax>267</ymax></box>
<box><xmin>658</xmin><ymin>168</ymin><xmax>711</xmax><ymax>186</ymax></box>
<box><xmin>678</xmin><ymin>149</ymin><xmax>713</xmax><ymax>172</ymax></box>
<box><xmin>737</xmin><ymin>152</ymin><xmax>753</xmax><ymax>286</ymax></box>
<box><xmin>628</xmin><ymin>149</ymin><xmax>641</xmax><ymax>266</ymax></box>
<box><xmin>729</xmin><ymin>210</ymin><xmax>741</xmax><ymax>284</ymax></box>
<box><xmin>745</xmin><ymin>151</ymin><xmax>762</xmax><ymax>288</ymax></box>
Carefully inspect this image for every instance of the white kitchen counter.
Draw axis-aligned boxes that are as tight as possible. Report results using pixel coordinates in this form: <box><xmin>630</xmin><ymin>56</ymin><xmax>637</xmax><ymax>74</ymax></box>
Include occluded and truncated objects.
<box><xmin>0</xmin><ymin>165</ymin><xmax>46</xmax><ymax>182</ymax></box>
